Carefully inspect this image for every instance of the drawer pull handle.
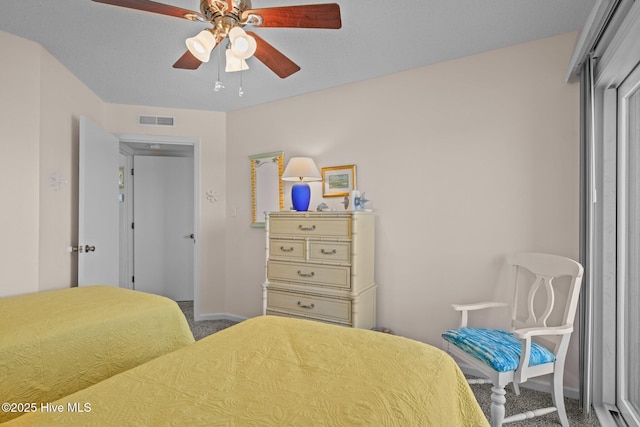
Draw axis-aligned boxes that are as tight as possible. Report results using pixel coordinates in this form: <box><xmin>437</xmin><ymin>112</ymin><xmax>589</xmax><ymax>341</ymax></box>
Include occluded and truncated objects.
<box><xmin>298</xmin><ymin>225</ymin><xmax>316</xmax><ymax>231</ymax></box>
<box><xmin>297</xmin><ymin>271</ymin><xmax>315</xmax><ymax>278</ymax></box>
<box><xmin>297</xmin><ymin>301</ymin><xmax>315</xmax><ymax>309</ymax></box>
<box><xmin>280</xmin><ymin>246</ymin><xmax>294</xmax><ymax>252</ymax></box>
<box><xmin>320</xmin><ymin>249</ymin><xmax>337</xmax><ymax>255</ymax></box>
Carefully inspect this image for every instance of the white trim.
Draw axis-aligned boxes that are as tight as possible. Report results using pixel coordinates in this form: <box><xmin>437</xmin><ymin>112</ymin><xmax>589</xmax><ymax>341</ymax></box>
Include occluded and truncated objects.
<box><xmin>117</xmin><ymin>133</ymin><xmax>194</xmax><ymax>146</ymax></box>
<box><xmin>117</xmin><ymin>149</ymin><xmax>134</xmax><ymax>290</ymax></box>
<box><xmin>595</xmin><ymin>1</ymin><xmax>640</xmax><ymax>87</ymax></box>
<box><xmin>567</xmin><ymin>0</ymin><xmax>619</xmax><ymax>82</ymax></box>
<box><xmin>192</xmin><ymin>141</ymin><xmax>202</xmax><ymax>321</ymax></box>
<box><xmin>198</xmin><ymin>313</ymin><xmax>248</xmax><ymax>323</ymax></box>
<box><xmin>597</xmin><ymin>88</ymin><xmax>619</xmax><ymax>407</ymax></box>
<box><xmin>615</xmin><ymin>63</ymin><xmax>640</xmax><ymax>427</ymax></box>
<box><xmin>616</xmin><ymin>64</ymin><xmax>630</xmax><ymax>427</ymax></box>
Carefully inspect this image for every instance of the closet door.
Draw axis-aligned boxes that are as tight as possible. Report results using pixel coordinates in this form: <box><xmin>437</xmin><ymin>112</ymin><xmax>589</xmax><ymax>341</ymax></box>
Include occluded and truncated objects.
<box><xmin>133</xmin><ymin>155</ymin><xmax>194</xmax><ymax>301</ymax></box>
<box><xmin>617</xmin><ymin>62</ymin><xmax>640</xmax><ymax>427</ymax></box>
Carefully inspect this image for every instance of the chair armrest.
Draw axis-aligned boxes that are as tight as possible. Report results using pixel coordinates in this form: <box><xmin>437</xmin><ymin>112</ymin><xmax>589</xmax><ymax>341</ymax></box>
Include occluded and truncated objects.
<box><xmin>451</xmin><ymin>302</ymin><xmax>509</xmax><ymax>328</ymax></box>
<box><xmin>513</xmin><ymin>324</ymin><xmax>574</xmax><ymax>339</ymax></box>
<box><xmin>452</xmin><ymin>302</ymin><xmax>508</xmax><ymax>311</ymax></box>
<box><xmin>513</xmin><ymin>324</ymin><xmax>574</xmax><ymax>383</ymax></box>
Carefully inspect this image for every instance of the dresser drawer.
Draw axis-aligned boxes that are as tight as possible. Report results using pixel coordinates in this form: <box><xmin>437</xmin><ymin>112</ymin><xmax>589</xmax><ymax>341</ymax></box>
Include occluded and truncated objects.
<box><xmin>268</xmin><ymin>261</ymin><xmax>350</xmax><ymax>289</ymax></box>
<box><xmin>267</xmin><ymin>289</ymin><xmax>351</xmax><ymax>323</ymax></box>
<box><xmin>265</xmin><ymin>310</ymin><xmax>348</xmax><ymax>327</ymax></box>
<box><xmin>269</xmin><ymin>239</ymin><xmax>305</xmax><ymax>261</ymax></box>
<box><xmin>308</xmin><ymin>241</ymin><xmax>350</xmax><ymax>263</ymax></box>
<box><xmin>269</xmin><ymin>217</ymin><xmax>350</xmax><ymax>238</ymax></box>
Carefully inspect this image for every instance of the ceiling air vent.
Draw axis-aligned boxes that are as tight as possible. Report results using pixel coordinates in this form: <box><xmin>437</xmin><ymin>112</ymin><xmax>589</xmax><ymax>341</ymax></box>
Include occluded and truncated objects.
<box><xmin>138</xmin><ymin>115</ymin><xmax>175</xmax><ymax>127</ymax></box>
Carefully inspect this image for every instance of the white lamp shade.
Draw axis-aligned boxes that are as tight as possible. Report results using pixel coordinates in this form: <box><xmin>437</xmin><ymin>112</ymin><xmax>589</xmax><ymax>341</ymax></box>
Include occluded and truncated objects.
<box><xmin>282</xmin><ymin>157</ymin><xmax>322</xmax><ymax>182</ymax></box>
<box><xmin>225</xmin><ymin>49</ymin><xmax>249</xmax><ymax>72</ymax></box>
<box><xmin>186</xmin><ymin>30</ymin><xmax>217</xmax><ymax>63</ymax></box>
<box><xmin>229</xmin><ymin>27</ymin><xmax>257</xmax><ymax>60</ymax></box>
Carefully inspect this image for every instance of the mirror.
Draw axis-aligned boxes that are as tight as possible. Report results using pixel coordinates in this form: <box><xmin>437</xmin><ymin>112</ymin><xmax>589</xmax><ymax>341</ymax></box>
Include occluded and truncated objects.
<box><xmin>249</xmin><ymin>151</ymin><xmax>284</xmax><ymax>227</ymax></box>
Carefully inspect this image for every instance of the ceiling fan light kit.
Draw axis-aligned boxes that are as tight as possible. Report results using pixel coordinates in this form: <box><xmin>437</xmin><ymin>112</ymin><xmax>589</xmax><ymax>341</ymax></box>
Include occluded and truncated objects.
<box><xmin>185</xmin><ymin>29</ymin><xmax>218</xmax><ymax>62</ymax></box>
<box><xmin>228</xmin><ymin>27</ymin><xmax>257</xmax><ymax>60</ymax></box>
<box><xmin>92</xmin><ymin>0</ymin><xmax>342</xmax><ymax>81</ymax></box>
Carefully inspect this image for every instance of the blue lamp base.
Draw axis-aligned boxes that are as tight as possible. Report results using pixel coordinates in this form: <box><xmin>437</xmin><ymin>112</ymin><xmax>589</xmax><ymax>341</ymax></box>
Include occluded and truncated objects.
<box><xmin>291</xmin><ymin>182</ymin><xmax>311</xmax><ymax>211</ymax></box>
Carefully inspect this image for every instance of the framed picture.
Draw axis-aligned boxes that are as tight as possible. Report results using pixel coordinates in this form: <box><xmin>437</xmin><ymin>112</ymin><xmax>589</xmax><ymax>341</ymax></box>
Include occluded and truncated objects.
<box><xmin>322</xmin><ymin>165</ymin><xmax>356</xmax><ymax>197</ymax></box>
<box><xmin>249</xmin><ymin>151</ymin><xmax>284</xmax><ymax>227</ymax></box>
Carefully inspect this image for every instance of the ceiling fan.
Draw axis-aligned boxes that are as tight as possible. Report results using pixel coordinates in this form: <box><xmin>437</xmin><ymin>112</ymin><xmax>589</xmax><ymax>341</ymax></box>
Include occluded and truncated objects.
<box><xmin>92</xmin><ymin>0</ymin><xmax>342</xmax><ymax>79</ymax></box>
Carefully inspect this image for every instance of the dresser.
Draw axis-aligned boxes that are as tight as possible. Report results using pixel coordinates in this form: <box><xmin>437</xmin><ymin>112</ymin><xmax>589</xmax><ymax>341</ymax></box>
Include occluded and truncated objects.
<box><xmin>263</xmin><ymin>211</ymin><xmax>376</xmax><ymax>329</ymax></box>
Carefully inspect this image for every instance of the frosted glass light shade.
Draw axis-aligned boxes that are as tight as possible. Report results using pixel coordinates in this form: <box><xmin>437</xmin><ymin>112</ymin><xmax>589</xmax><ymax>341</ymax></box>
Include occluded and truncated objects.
<box><xmin>281</xmin><ymin>157</ymin><xmax>321</xmax><ymax>182</ymax></box>
<box><xmin>186</xmin><ymin>30</ymin><xmax>217</xmax><ymax>62</ymax></box>
<box><xmin>229</xmin><ymin>27</ymin><xmax>257</xmax><ymax>60</ymax></box>
<box><xmin>225</xmin><ymin>49</ymin><xmax>249</xmax><ymax>72</ymax></box>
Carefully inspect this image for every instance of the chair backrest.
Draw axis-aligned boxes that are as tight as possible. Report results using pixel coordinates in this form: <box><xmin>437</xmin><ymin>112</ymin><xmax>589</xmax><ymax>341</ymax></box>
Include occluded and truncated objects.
<box><xmin>507</xmin><ymin>253</ymin><xmax>584</xmax><ymax>351</ymax></box>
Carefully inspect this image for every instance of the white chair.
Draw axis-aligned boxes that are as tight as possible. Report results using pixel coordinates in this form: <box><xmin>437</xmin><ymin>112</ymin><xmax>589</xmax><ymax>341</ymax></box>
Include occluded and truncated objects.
<box><xmin>442</xmin><ymin>252</ymin><xmax>584</xmax><ymax>427</ymax></box>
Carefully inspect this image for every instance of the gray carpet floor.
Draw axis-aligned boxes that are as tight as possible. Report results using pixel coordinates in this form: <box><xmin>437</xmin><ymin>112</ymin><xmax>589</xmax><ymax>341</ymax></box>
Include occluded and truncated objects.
<box><xmin>468</xmin><ymin>381</ymin><xmax>600</xmax><ymax>426</ymax></box>
<box><xmin>177</xmin><ymin>301</ymin><xmax>601</xmax><ymax>426</ymax></box>
<box><xmin>177</xmin><ymin>301</ymin><xmax>237</xmax><ymax>340</ymax></box>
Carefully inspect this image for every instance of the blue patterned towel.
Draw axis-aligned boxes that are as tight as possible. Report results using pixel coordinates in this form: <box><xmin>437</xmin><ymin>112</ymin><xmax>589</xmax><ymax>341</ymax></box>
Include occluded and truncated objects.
<box><xmin>442</xmin><ymin>328</ymin><xmax>556</xmax><ymax>372</ymax></box>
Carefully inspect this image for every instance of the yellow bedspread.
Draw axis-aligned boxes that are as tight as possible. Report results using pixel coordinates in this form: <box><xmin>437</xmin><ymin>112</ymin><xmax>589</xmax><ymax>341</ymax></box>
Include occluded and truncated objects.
<box><xmin>0</xmin><ymin>286</ymin><xmax>194</xmax><ymax>423</ymax></box>
<box><xmin>3</xmin><ymin>316</ymin><xmax>488</xmax><ymax>426</ymax></box>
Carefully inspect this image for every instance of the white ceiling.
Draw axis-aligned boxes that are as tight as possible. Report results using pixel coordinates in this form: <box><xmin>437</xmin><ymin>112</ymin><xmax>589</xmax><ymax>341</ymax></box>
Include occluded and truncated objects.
<box><xmin>0</xmin><ymin>0</ymin><xmax>596</xmax><ymax>112</ymax></box>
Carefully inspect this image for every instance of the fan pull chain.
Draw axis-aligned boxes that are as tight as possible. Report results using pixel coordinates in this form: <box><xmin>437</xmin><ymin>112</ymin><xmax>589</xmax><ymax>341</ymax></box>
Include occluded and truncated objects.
<box><xmin>239</xmin><ymin>68</ymin><xmax>244</xmax><ymax>97</ymax></box>
<box><xmin>214</xmin><ymin>47</ymin><xmax>224</xmax><ymax>92</ymax></box>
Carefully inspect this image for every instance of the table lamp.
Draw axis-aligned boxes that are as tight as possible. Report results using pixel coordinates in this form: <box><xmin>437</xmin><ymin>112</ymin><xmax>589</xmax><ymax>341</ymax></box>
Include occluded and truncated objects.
<box><xmin>281</xmin><ymin>157</ymin><xmax>322</xmax><ymax>211</ymax></box>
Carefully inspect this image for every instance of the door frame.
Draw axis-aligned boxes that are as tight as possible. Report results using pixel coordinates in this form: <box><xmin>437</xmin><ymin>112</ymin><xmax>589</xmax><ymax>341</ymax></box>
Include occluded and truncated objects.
<box><xmin>117</xmin><ymin>133</ymin><xmax>201</xmax><ymax>320</ymax></box>
<box><xmin>616</xmin><ymin>62</ymin><xmax>640</xmax><ymax>426</ymax></box>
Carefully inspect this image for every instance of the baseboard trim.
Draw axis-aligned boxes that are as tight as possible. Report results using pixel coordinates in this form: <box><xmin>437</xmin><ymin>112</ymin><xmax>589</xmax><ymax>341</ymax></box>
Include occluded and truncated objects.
<box><xmin>458</xmin><ymin>363</ymin><xmax>580</xmax><ymax>400</ymax></box>
<box><xmin>196</xmin><ymin>312</ymin><xmax>247</xmax><ymax>323</ymax></box>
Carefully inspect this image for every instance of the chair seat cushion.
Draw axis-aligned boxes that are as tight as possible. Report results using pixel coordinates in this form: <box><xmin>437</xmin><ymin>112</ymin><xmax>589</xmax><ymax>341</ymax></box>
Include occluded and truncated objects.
<box><xmin>442</xmin><ymin>328</ymin><xmax>556</xmax><ymax>372</ymax></box>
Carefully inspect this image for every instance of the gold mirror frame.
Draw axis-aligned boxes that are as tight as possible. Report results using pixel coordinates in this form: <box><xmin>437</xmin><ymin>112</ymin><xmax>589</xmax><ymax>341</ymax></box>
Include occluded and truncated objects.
<box><xmin>249</xmin><ymin>151</ymin><xmax>284</xmax><ymax>227</ymax></box>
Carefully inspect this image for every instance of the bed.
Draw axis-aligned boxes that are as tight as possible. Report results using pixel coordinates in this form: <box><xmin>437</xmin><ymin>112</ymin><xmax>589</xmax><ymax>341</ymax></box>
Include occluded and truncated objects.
<box><xmin>0</xmin><ymin>286</ymin><xmax>194</xmax><ymax>423</ymax></box>
<box><xmin>3</xmin><ymin>315</ymin><xmax>489</xmax><ymax>426</ymax></box>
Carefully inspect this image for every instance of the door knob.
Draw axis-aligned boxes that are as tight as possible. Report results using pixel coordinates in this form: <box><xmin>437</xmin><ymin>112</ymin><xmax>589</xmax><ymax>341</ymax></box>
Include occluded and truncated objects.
<box><xmin>71</xmin><ymin>245</ymin><xmax>95</xmax><ymax>253</ymax></box>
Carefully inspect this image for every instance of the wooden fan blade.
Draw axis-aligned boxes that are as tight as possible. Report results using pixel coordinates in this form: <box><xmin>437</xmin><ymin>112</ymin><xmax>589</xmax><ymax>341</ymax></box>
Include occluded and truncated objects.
<box><xmin>243</xmin><ymin>3</ymin><xmax>341</xmax><ymax>29</ymax></box>
<box><xmin>92</xmin><ymin>0</ymin><xmax>205</xmax><ymax>21</ymax></box>
<box><xmin>247</xmin><ymin>32</ymin><xmax>300</xmax><ymax>79</ymax></box>
<box><xmin>173</xmin><ymin>50</ymin><xmax>203</xmax><ymax>69</ymax></box>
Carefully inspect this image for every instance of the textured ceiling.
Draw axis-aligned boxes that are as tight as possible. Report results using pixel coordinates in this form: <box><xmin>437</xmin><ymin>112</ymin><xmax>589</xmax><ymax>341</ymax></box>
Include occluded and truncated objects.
<box><xmin>0</xmin><ymin>0</ymin><xmax>596</xmax><ymax>112</ymax></box>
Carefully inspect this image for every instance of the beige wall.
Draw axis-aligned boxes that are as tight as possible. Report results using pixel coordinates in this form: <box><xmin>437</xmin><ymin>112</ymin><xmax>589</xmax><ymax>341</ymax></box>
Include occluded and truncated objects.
<box><xmin>1</xmin><ymin>29</ymin><xmax>107</xmax><ymax>296</ymax></box>
<box><xmin>0</xmin><ymin>32</ymin><xmax>41</xmax><ymax>296</ymax></box>
<box><xmin>0</xmin><ymin>31</ymin><xmax>105</xmax><ymax>296</ymax></box>
<box><xmin>225</xmin><ymin>32</ymin><xmax>581</xmax><ymax>390</ymax></box>
<box><xmin>38</xmin><ymin>44</ymin><xmax>104</xmax><ymax>292</ymax></box>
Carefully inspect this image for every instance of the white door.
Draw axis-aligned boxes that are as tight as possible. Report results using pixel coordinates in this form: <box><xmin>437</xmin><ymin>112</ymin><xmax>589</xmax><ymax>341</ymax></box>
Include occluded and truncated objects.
<box><xmin>133</xmin><ymin>155</ymin><xmax>194</xmax><ymax>301</ymax></box>
<box><xmin>78</xmin><ymin>116</ymin><xmax>119</xmax><ymax>286</ymax></box>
